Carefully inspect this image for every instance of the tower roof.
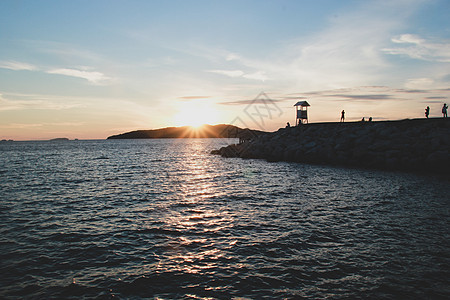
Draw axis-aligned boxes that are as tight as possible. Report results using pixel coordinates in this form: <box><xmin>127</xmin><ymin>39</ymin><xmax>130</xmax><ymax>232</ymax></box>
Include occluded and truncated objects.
<box><xmin>294</xmin><ymin>100</ymin><xmax>310</xmax><ymax>107</ymax></box>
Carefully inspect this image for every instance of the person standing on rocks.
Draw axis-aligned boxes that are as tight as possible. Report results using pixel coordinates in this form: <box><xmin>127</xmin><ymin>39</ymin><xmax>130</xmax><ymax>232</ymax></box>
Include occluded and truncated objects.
<box><xmin>425</xmin><ymin>106</ymin><xmax>430</xmax><ymax>118</ymax></box>
<box><xmin>442</xmin><ymin>103</ymin><xmax>448</xmax><ymax>118</ymax></box>
<box><xmin>340</xmin><ymin>110</ymin><xmax>345</xmax><ymax>122</ymax></box>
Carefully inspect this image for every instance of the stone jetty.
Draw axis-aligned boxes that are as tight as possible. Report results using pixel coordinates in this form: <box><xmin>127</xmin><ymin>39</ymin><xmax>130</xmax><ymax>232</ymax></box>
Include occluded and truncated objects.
<box><xmin>211</xmin><ymin>118</ymin><xmax>450</xmax><ymax>175</ymax></box>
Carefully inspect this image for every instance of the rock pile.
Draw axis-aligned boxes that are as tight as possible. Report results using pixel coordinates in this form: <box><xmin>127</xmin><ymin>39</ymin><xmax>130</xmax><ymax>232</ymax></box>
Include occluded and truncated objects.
<box><xmin>211</xmin><ymin>118</ymin><xmax>450</xmax><ymax>175</ymax></box>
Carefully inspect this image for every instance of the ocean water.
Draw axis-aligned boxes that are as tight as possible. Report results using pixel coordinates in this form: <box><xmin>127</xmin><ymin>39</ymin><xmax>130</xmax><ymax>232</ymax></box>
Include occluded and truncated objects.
<box><xmin>0</xmin><ymin>139</ymin><xmax>449</xmax><ymax>299</ymax></box>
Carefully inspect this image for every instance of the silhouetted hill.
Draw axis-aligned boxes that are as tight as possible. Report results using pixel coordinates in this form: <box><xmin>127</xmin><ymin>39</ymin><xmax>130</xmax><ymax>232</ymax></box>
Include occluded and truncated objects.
<box><xmin>107</xmin><ymin>124</ymin><xmax>267</xmax><ymax>139</ymax></box>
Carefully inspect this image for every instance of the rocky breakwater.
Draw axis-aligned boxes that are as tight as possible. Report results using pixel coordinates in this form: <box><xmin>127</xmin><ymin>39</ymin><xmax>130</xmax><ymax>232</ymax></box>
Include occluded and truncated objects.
<box><xmin>211</xmin><ymin>118</ymin><xmax>450</xmax><ymax>175</ymax></box>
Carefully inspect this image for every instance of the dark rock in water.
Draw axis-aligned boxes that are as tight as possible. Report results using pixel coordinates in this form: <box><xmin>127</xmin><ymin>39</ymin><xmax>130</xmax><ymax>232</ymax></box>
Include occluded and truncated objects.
<box><xmin>49</xmin><ymin>138</ymin><xmax>69</xmax><ymax>141</ymax></box>
<box><xmin>211</xmin><ymin>118</ymin><xmax>450</xmax><ymax>176</ymax></box>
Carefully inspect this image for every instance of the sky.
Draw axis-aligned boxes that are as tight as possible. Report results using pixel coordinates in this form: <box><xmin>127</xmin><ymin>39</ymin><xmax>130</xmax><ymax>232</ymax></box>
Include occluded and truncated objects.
<box><xmin>0</xmin><ymin>0</ymin><xmax>449</xmax><ymax>140</ymax></box>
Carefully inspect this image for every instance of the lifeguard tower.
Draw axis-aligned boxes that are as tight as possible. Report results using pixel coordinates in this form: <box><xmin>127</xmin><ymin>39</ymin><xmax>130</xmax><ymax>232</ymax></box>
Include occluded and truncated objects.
<box><xmin>294</xmin><ymin>100</ymin><xmax>310</xmax><ymax>125</ymax></box>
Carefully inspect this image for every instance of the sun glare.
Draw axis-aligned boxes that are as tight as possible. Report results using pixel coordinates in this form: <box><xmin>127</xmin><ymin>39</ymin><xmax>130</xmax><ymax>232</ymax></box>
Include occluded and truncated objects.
<box><xmin>173</xmin><ymin>101</ymin><xmax>220</xmax><ymax>127</ymax></box>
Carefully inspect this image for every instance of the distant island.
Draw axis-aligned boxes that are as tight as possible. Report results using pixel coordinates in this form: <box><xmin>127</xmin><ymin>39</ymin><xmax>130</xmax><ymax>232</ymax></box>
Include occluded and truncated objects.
<box><xmin>49</xmin><ymin>138</ymin><xmax>70</xmax><ymax>141</ymax></box>
<box><xmin>107</xmin><ymin>124</ymin><xmax>266</xmax><ymax>139</ymax></box>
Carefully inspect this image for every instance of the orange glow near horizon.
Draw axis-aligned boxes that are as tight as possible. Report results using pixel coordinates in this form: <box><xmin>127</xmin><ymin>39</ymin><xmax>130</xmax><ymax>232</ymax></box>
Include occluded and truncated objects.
<box><xmin>176</xmin><ymin>124</ymin><xmax>219</xmax><ymax>138</ymax></box>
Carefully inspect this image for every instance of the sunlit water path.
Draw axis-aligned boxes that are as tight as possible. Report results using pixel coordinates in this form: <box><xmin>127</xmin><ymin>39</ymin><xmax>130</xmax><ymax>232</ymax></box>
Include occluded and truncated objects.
<box><xmin>1</xmin><ymin>139</ymin><xmax>449</xmax><ymax>299</ymax></box>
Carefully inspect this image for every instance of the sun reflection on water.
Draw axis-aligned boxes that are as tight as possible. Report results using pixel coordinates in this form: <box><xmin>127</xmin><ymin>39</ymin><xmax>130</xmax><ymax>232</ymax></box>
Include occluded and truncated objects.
<box><xmin>154</xmin><ymin>140</ymin><xmax>235</xmax><ymax>277</ymax></box>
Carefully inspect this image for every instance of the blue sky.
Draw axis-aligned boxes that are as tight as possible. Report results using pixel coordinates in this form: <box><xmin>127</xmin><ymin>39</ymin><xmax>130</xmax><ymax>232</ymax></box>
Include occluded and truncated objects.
<box><xmin>1</xmin><ymin>0</ymin><xmax>449</xmax><ymax>139</ymax></box>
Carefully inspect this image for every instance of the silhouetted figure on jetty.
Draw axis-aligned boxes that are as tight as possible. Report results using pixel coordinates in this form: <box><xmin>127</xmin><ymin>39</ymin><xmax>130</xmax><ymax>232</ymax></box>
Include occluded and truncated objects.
<box><xmin>286</xmin><ymin>122</ymin><xmax>290</xmax><ymax>128</ymax></box>
<box><xmin>443</xmin><ymin>103</ymin><xmax>448</xmax><ymax>118</ymax></box>
<box><xmin>340</xmin><ymin>110</ymin><xmax>345</xmax><ymax>122</ymax></box>
<box><xmin>369</xmin><ymin>117</ymin><xmax>372</xmax><ymax>122</ymax></box>
<box><xmin>425</xmin><ymin>106</ymin><xmax>430</xmax><ymax>118</ymax></box>
<box><xmin>361</xmin><ymin>117</ymin><xmax>365</xmax><ymax>122</ymax></box>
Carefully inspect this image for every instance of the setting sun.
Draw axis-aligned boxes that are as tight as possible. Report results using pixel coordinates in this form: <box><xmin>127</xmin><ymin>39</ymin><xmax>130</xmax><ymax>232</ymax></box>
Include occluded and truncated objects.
<box><xmin>173</xmin><ymin>101</ymin><xmax>221</xmax><ymax>127</ymax></box>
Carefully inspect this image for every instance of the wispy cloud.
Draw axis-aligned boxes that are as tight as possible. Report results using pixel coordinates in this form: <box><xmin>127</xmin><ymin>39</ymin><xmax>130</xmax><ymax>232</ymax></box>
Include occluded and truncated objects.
<box><xmin>383</xmin><ymin>34</ymin><xmax>450</xmax><ymax>62</ymax></box>
<box><xmin>394</xmin><ymin>88</ymin><xmax>427</xmax><ymax>94</ymax></box>
<box><xmin>326</xmin><ymin>94</ymin><xmax>394</xmax><ymax>101</ymax></box>
<box><xmin>291</xmin><ymin>87</ymin><xmax>398</xmax><ymax>103</ymax></box>
<box><xmin>425</xmin><ymin>96</ymin><xmax>447</xmax><ymax>100</ymax></box>
<box><xmin>0</xmin><ymin>58</ymin><xmax>113</xmax><ymax>86</ymax></box>
<box><xmin>0</xmin><ymin>60</ymin><xmax>37</xmax><ymax>71</ymax></box>
<box><xmin>178</xmin><ymin>96</ymin><xmax>211</xmax><ymax>100</ymax></box>
<box><xmin>226</xmin><ymin>53</ymin><xmax>240</xmax><ymax>61</ymax></box>
<box><xmin>219</xmin><ymin>96</ymin><xmax>285</xmax><ymax>106</ymax></box>
<box><xmin>0</xmin><ymin>123</ymin><xmax>43</xmax><ymax>129</ymax></box>
<box><xmin>295</xmin><ymin>85</ymin><xmax>450</xmax><ymax>104</ymax></box>
<box><xmin>0</xmin><ymin>122</ymin><xmax>85</xmax><ymax>129</ymax></box>
<box><xmin>0</xmin><ymin>92</ymin><xmax>84</xmax><ymax>111</ymax></box>
<box><xmin>47</xmin><ymin>68</ymin><xmax>111</xmax><ymax>85</ymax></box>
<box><xmin>404</xmin><ymin>78</ymin><xmax>435</xmax><ymax>89</ymax></box>
<box><xmin>243</xmin><ymin>71</ymin><xmax>268</xmax><ymax>81</ymax></box>
<box><xmin>21</xmin><ymin>39</ymin><xmax>104</xmax><ymax>63</ymax></box>
<box><xmin>208</xmin><ymin>69</ymin><xmax>245</xmax><ymax>78</ymax></box>
<box><xmin>207</xmin><ymin>69</ymin><xmax>267</xmax><ymax>81</ymax></box>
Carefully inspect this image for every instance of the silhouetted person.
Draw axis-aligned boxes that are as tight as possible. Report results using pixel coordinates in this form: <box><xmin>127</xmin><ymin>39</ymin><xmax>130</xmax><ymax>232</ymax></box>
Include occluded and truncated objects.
<box><xmin>425</xmin><ymin>106</ymin><xmax>430</xmax><ymax>118</ymax></box>
<box><xmin>442</xmin><ymin>103</ymin><xmax>448</xmax><ymax>118</ymax></box>
<box><xmin>286</xmin><ymin>122</ymin><xmax>290</xmax><ymax>128</ymax></box>
<box><xmin>368</xmin><ymin>117</ymin><xmax>372</xmax><ymax>122</ymax></box>
<box><xmin>340</xmin><ymin>110</ymin><xmax>345</xmax><ymax>122</ymax></box>
<box><xmin>361</xmin><ymin>117</ymin><xmax>365</xmax><ymax>122</ymax></box>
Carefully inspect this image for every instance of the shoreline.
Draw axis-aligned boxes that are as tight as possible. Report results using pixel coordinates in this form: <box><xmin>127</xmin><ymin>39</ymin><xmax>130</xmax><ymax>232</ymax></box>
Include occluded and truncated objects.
<box><xmin>211</xmin><ymin>118</ymin><xmax>450</xmax><ymax>176</ymax></box>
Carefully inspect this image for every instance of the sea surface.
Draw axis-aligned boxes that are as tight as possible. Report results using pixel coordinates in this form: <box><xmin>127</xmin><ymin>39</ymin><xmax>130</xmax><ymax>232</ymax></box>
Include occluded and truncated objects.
<box><xmin>0</xmin><ymin>139</ymin><xmax>449</xmax><ymax>299</ymax></box>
